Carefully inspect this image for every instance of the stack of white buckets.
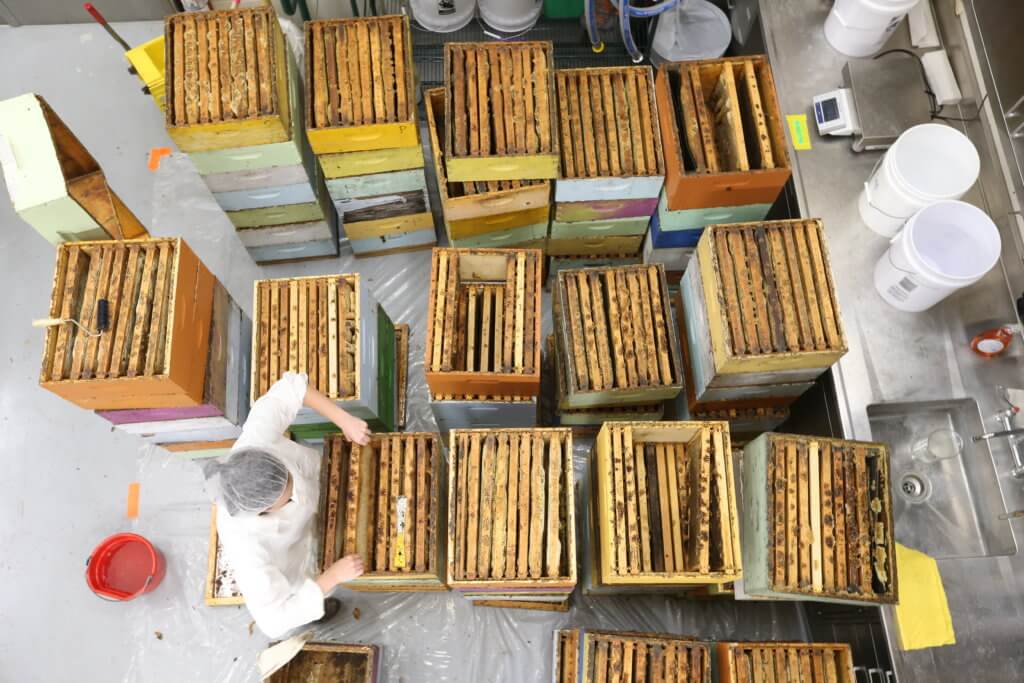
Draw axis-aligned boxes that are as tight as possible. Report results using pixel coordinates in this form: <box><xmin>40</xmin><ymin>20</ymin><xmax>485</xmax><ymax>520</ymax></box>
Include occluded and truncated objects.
<box><xmin>410</xmin><ymin>0</ymin><xmax>542</xmax><ymax>33</ymax></box>
<box><xmin>824</xmin><ymin>0</ymin><xmax>921</xmax><ymax>57</ymax></box>
<box><xmin>863</xmin><ymin>123</ymin><xmax>1001</xmax><ymax>312</ymax></box>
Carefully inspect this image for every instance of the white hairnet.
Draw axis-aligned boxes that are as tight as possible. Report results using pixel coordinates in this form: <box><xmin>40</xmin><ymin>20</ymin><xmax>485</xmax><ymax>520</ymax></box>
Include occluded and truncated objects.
<box><xmin>201</xmin><ymin>449</ymin><xmax>290</xmax><ymax>517</ymax></box>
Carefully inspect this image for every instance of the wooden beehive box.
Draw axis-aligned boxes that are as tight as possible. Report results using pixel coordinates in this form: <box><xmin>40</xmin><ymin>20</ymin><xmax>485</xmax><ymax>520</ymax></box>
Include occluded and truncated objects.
<box><xmin>655</xmin><ymin>56</ymin><xmax>790</xmax><ymax>211</ymax></box>
<box><xmin>592</xmin><ymin>421</ymin><xmax>741</xmax><ymax>588</ymax></box>
<box><xmin>304</xmin><ymin>15</ymin><xmax>417</xmax><ymax>154</ymax></box>
<box><xmin>715</xmin><ymin>642</ymin><xmax>855</xmax><ymax>683</ymax></box>
<box><xmin>553</xmin><ymin>66</ymin><xmax>665</xmax><ymax>204</ymax></box>
<box><xmin>740</xmin><ymin>433</ymin><xmax>898</xmax><ymax>605</ymax></box>
<box><xmin>165</xmin><ymin>7</ymin><xmax>290</xmax><ymax>152</ymax></box>
<box><xmin>0</xmin><ymin>94</ymin><xmax>148</xmax><ymax>244</ymax></box>
<box><xmin>425</xmin><ymin>248</ymin><xmax>543</xmax><ymax>397</ymax></box>
<box><xmin>318</xmin><ymin>433</ymin><xmax>446</xmax><ymax>591</ymax></box>
<box><xmin>425</xmin><ymin>87</ymin><xmax>551</xmax><ymax>240</ymax></box>
<box><xmin>554</xmin><ymin>629</ymin><xmax>711</xmax><ymax>683</ymax></box>
<box><xmin>444</xmin><ymin>42</ymin><xmax>559</xmax><ymax>182</ymax></box>
<box><xmin>267</xmin><ymin>642</ymin><xmax>380</xmax><ymax>683</ymax></box>
<box><xmin>679</xmin><ymin>220</ymin><xmax>846</xmax><ymax>410</ymax></box>
<box><xmin>251</xmin><ymin>273</ymin><xmax>397</xmax><ymax>430</ymax></box>
<box><xmin>446</xmin><ymin>428</ymin><xmax>576</xmax><ymax>600</ymax></box>
<box><xmin>38</xmin><ymin>239</ymin><xmax>215</xmax><ymax>410</ymax></box>
<box><xmin>205</xmin><ymin>505</ymin><xmax>244</xmax><ymax>606</ymax></box>
<box><xmin>555</xmin><ymin>264</ymin><xmax>683</xmax><ymax>409</ymax></box>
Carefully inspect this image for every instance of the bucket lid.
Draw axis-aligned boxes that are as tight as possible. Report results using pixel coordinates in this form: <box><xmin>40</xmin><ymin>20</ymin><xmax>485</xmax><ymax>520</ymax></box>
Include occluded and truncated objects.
<box><xmin>906</xmin><ymin>200</ymin><xmax>1001</xmax><ymax>282</ymax></box>
<box><xmin>890</xmin><ymin>124</ymin><xmax>980</xmax><ymax>201</ymax></box>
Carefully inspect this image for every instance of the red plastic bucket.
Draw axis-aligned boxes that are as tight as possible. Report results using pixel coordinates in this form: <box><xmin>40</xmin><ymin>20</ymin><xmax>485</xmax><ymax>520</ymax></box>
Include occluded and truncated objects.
<box><xmin>86</xmin><ymin>533</ymin><xmax>166</xmax><ymax>601</ymax></box>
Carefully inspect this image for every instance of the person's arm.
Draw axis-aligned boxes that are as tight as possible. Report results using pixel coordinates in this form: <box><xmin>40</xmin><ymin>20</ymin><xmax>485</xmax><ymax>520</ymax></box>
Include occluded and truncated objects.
<box><xmin>237</xmin><ymin>372</ymin><xmax>309</xmax><ymax>447</ymax></box>
<box><xmin>232</xmin><ymin>559</ymin><xmax>329</xmax><ymax>639</ymax></box>
<box><xmin>315</xmin><ymin>554</ymin><xmax>365</xmax><ymax>595</ymax></box>
<box><xmin>303</xmin><ymin>385</ymin><xmax>371</xmax><ymax>446</ymax></box>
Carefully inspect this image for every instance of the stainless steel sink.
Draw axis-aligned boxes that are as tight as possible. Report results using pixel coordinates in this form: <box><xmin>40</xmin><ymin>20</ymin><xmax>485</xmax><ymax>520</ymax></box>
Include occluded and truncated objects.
<box><xmin>867</xmin><ymin>398</ymin><xmax>1017</xmax><ymax>559</ymax></box>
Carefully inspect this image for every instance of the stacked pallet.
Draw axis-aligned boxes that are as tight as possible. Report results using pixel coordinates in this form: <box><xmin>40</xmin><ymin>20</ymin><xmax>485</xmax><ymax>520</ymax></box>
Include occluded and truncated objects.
<box><xmin>586</xmin><ymin>421</ymin><xmax>741</xmax><ymax>594</ymax></box>
<box><xmin>554</xmin><ymin>264</ymin><xmax>683</xmax><ymax>412</ymax></box>
<box><xmin>0</xmin><ymin>94</ymin><xmax>148</xmax><ymax>244</ymax></box>
<box><xmin>37</xmin><ymin>239</ymin><xmax>251</xmax><ymax>445</ymax></box>
<box><xmin>318</xmin><ymin>433</ymin><xmax>446</xmax><ymax>591</ymax></box>
<box><xmin>305</xmin><ymin>16</ymin><xmax>435</xmax><ymax>257</ymax></box>
<box><xmin>447</xmin><ymin>428</ymin><xmax>575</xmax><ymax>606</ymax></box>
<box><xmin>547</xmin><ymin>336</ymin><xmax>663</xmax><ymax>427</ymax></box>
<box><xmin>165</xmin><ymin>7</ymin><xmax>339</xmax><ymax>264</ymax></box>
<box><xmin>205</xmin><ymin>505</ymin><xmax>244</xmax><ymax>606</ymax></box>
<box><xmin>715</xmin><ymin>642</ymin><xmax>855</xmax><ymax>683</ymax></box>
<box><xmin>677</xmin><ymin>220</ymin><xmax>846</xmax><ymax>419</ymax></box>
<box><xmin>551</xmin><ymin>67</ymin><xmax>664</xmax><ymax>258</ymax></box>
<box><xmin>554</xmin><ymin>629</ymin><xmax>711</xmax><ymax>683</ymax></box>
<box><xmin>251</xmin><ymin>274</ymin><xmax>405</xmax><ymax>434</ymax></box>
<box><xmin>649</xmin><ymin>56</ymin><xmax>789</xmax><ymax>264</ymax></box>
<box><xmin>267</xmin><ymin>643</ymin><xmax>380</xmax><ymax>683</ymax></box>
<box><xmin>425</xmin><ymin>87</ymin><xmax>551</xmax><ymax>249</ymax></box>
<box><xmin>740</xmin><ymin>433</ymin><xmax>897</xmax><ymax>605</ymax></box>
<box><xmin>425</xmin><ymin>248</ymin><xmax>543</xmax><ymax>429</ymax></box>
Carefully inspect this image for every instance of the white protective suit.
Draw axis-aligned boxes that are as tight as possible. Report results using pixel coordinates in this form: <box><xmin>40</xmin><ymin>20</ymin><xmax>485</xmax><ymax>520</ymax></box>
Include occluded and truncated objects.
<box><xmin>216</xmin><ymin>372</ymin><xmax>325</xmax><ymax>638</ymax></box>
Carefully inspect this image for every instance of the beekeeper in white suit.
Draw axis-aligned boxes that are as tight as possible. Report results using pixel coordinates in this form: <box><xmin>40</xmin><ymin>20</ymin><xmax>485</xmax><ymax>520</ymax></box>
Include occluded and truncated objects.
<box><xmin>203</xmin><ymin>371</ymin><xmax>371</xmax><ymax>638</ymax></box>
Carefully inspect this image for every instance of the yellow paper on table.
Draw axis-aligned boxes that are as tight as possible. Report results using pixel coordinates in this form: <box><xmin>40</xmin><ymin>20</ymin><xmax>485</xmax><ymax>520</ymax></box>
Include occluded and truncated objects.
<box><xmin>893</xmin><ymin>543</ymin><xmax>955</xmax><ymax>650</ymax></box>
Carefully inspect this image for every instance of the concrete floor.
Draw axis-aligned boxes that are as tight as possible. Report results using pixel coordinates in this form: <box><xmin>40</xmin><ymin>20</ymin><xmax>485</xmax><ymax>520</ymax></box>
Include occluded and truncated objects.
<box><xmin>0</xmin><ymin>21</ymin><xmax>807</xmax><ymax>683</ymax></box>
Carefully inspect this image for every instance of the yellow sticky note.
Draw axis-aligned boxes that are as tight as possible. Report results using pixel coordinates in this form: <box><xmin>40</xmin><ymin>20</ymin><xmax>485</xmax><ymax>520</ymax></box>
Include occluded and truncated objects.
<box><xmin>786</xmin><ymin>114</ymin><xmax>813</xmax><ymax>151</ymax></box>
<box><xmin>893</xmin><ymin>543</ymin><xmax>955</xmax><ymax>650</ymax></box>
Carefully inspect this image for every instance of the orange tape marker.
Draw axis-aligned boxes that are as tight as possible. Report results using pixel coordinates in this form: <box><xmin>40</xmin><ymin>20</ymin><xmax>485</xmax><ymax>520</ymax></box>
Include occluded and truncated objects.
<box><xmin>127</xmin><ymin>482</ymin><xmax>141</xmax><ymax>519</ymax></box>
<box><xmin>147</xmin><ymin>147</ymin><xmax>172</xmax><ymax>171</ymax></box>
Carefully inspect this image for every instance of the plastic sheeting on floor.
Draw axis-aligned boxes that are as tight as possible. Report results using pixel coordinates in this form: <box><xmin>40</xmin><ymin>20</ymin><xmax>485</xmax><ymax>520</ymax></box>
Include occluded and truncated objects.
<box><xmin>119</xmin><ymin>154</ymin><xmax>807</xmax><ymax>683</ymax></box>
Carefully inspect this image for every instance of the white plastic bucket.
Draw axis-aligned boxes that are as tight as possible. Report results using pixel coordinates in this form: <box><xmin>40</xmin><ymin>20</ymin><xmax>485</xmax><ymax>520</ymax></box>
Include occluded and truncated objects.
<box><xmin>410</xmin><ymin>0</ymin><xmax>477</xmax><ymax>32</ymax></box>
<box><xmin>859</xmin><ymin>123</ymin><xmax>980</xmax><ymax>236</ymax></box>
<box><xmin>478</xmin><ymin>0</ymin><xmax>542</xmax><ymax>33</ymax></box>
<box><xmin>825</xmin><ymin>0</ymin><xmax>920</xmax><ymax>56</ymax></box>
<box><xmin>874</xmin><ymin>200</ymin><xmax>1001</xmax><ymax>312</ymax></box>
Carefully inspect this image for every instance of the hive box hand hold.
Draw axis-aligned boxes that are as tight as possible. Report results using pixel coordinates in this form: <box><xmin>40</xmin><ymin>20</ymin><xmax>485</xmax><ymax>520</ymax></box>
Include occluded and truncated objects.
<box><xmin>425</xmin><ymin>248</ymin><xmax>543</xmax><ymax>397</ymax></box>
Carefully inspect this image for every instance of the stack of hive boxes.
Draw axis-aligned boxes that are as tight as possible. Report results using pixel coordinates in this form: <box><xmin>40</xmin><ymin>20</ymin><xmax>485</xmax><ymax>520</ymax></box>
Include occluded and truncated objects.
<box><xmin>305</xmin><ymin>15</ymin><xmax>435</xmax><ymax>257</ymax></box>
<box><xmin>0</xmin><ymin>94</ymin><xmax>149</xmax><ymax>244</ymax></box>
<box><xmin>37</xmin><ymin>238</ymin><xmax>250</xmax><ymax>451</ymax></box>
<box><xmin>447</xmin><ymin>428</ymin><xmax>576</xmax><ymax>608</ymax></box>
<box><xmin>675</xmin><ymin>219</ymin><xmax>847</xmax><ymax>438</ymax></box>
<box><xmin>441</xmin><ymin>42</ymin><xmax>559</xmax><ymax>249</ymax></box>
<box><xmin>424</xmin><ymin>87</ymin><xmax>551</xmax><ymax>249</ymax></box>
<box><xmin>550</xmin><ymin>67</ymin><xmax>664</xmax><ymax>260</ymax></box>
<box><xmin>165</xmin><ymin>7</ymin><xmax>339</xmax><ymax>264</ymax></box>
<box><xmin>553</xmin><ymin>263</ymin><xmax>683</xmax><ymax>425</ymax></box>
<box><xmin>425</xmin><ymin>248</ymin><xmax>543</xmax><ymax>434</ymax></box>
<box><xmin>318</xmin><ymin>433</ymin><xmax>446</xmax><ymax>591</ymax></box>
<box><xmin>583</xmin><ymin>421</ymin><xmax>741</xmax><ymax>595</ymax></box>
<box><xmin>739</xmin><ymin>432</ymin><xmax>898</xmax><ymax>605</ymax></box>
<box><xmin>647</xmin><ymin>55</ymin><xmax>790</xmax><ymax>281</ymax></box>
<box><xmin>553</xmin><ymin>629</ymin><xmax>711</xmax><ymax>683</ymax></box>
<box><xmin>250</xmin><ymin>273</ymin><xmax>409</xmax><ymax>441</ymax></box>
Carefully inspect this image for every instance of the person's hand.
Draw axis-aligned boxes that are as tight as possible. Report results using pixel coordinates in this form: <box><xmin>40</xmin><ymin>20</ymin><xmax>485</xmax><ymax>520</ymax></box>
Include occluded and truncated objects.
<box><xmin>340</xmin><ymin>413</ymin><xmax>371</xmax><ymax>446</ymax></box>
<box><xmin>327</xmin><ymin>554</ymin><xmax>364</xmax><ymax>585</ymax></box>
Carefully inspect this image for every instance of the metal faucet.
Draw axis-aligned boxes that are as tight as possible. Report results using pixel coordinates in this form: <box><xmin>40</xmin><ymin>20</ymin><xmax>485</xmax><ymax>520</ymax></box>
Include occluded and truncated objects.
<box><xmin>973</xmin><ymin>387</ymin><xmax>1024</xmax><ymax>478</ymax></box>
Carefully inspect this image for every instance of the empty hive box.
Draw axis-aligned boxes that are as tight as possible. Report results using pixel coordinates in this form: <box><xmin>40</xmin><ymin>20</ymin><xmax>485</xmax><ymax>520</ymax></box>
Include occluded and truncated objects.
<box><xmin>319</xmin><ymin>433</ymin><xmax>445</xmax><ymax>591</ymax></box>
<box><xmin>39</xmin><ymin>239</ymin><xmax>215</xmax><ymax>410</ymax></box>
<box><xmin>447</xmin><ymin>428</ymin><xmax>575</xmax><ymax>604</ymax></box>
<box><xmin>654</xmin><ymin>55</ymin><xmax>790</xmax><ymax>214</ymax></box>
<box><xmin>252</xmin><ymin>274</ymin><xmax>397</xmax><ymax>431</ymax></box>
<box><xmin>205</xmin><ymin>505</ymin><xmax>244</xmax><ymax>606</ymax></box>
<box><xmin>589</xmin><ymin>421</ymin><xmax>741</xmax><ymax>592</ymax></box>
<box><xmin>425</xmin><ymin>248</ymin><xmax>543</xmax><ymax>397</ymax></box>
<box><xmin>425</xmin><ymin>87</ymin><xmax>551</xmax><ymax>248</ymax></box>
<box><xmin>444</xmin><ymin>42</ymin><xmax>558</xmax><ymax>181</ymax></box>
<box><xmin>554</xmin><ymin>629</ymin><xmax>711</xmax><ymax>683</ymax></box>
<box><xmin>165</xmin><ymin>7</ymin><xmax>290</xmax><ymax>151</ymax></box>
<box><xmin>305</xmin><ymin>15</ymin><xmax>416</xmax><ymax>154</ymax></box>
<box><xmin>715</xmin><ymin>642</ymin><xmax>855</xmax><ymax>683</ymax></box>
<box><xmin>678</xmin><ymin>219</ymin><xmax>846</xmax><ymax>412</ymax></box>
<box><xmin>267</xmin><ymin>643</ymin><xmax>380</xmax><ymax>683</ymax></box>
<box><xmin>740</xmin><ymin>433</ymin><xmax>897</xmax><ymax>605</ymax></box>
<box><xmin>555</xmin><ymin>264</ymin><xmax>683</xmax><ymax>409</ymax></box>
<box><xmin>550</xmin><ymin>66</ymin><xmax>664</xmax><ymax>256</ymax></box>
<box><xmin>0</xmin><ymin>94</ymin><xmax>148</xmax><ymax>244</ymax></box>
